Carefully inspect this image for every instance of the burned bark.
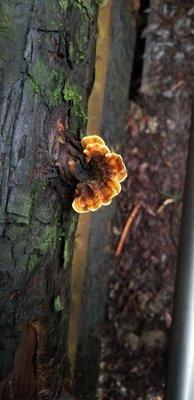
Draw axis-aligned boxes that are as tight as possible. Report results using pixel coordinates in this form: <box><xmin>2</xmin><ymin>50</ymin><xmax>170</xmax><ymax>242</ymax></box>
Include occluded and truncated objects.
<box><xmin>0</xmin><ymin>1</ymin><xmax>98</xmax><ymax>399</ymax></box>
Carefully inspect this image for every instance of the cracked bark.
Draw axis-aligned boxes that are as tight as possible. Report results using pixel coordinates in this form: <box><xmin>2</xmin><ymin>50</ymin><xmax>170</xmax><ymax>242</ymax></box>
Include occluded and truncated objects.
<box><xmin>0</xmin><ymin>1</ymin><xmax>98</xmax><ymax>399</ymax></box>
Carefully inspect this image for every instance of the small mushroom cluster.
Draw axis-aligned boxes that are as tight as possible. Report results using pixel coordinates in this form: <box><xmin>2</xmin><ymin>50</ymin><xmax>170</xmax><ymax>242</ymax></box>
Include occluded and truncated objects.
<box><xmin>72</xmin><ymin>135</ymin><xmax>127</xmax><ymax>213</ymax></box>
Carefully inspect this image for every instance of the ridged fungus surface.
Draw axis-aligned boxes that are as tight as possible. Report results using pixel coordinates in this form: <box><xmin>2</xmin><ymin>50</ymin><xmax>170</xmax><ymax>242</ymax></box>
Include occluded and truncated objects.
<box><xmin>72</xmin><ymin>135</ymin><xmax>127</xmax><ymax>213</ymax></box>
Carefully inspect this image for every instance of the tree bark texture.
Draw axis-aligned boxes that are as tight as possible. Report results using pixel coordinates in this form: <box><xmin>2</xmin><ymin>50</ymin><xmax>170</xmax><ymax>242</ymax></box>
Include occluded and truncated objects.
<box><xmin>0</xmin><ymin>1</ymin><xmax>98</xmax><ymax>399</ymax></box>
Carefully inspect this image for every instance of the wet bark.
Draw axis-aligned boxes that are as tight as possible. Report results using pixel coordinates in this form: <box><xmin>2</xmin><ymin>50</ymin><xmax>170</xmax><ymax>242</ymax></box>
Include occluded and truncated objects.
<box><xmin>0</xmin><ymin>1</ymin><xmax>98</xmax><ymax>399</ymax></box>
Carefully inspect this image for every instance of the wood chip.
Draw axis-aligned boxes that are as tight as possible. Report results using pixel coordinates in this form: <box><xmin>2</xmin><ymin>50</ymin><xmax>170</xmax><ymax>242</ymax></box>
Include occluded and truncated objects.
<box><xmin>157</xmin><ymin>198</ymin><xmax>176</xmax><ymax>214</ymax></box>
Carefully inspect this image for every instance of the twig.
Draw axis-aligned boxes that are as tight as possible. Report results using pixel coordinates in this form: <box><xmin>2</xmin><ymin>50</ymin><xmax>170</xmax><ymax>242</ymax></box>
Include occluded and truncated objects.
<box><xmin>115</xmin><ymin>204</ymin><xmax>141</xmax><ymax>256</ymax></box>
<box><xmin>157</xmin><ymin>198</ymin><xmax>176</xmax><ymax>214</ymax></box>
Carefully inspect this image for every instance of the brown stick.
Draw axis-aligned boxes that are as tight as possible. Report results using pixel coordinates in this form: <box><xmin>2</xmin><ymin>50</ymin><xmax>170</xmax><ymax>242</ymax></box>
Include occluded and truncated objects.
<box><xmin>115</xmin><ymin>204</ymin><xmax>141</xmax><ymax>256</ymax></box>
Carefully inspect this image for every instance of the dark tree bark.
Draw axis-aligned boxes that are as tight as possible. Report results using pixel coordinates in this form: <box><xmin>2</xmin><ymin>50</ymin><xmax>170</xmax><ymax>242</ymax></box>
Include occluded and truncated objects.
<box><xmin>0</xmin><ymin>1</ymin><xmax>98</xmax><ymax>399</ymax></box>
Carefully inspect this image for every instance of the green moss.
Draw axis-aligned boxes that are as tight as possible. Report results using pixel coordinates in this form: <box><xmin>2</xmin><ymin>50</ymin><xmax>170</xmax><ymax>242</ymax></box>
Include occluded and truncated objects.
<box><xmin>63</xmin><ymin>84</ymin><xmax>82</xmax><ymax>103</ymax></box>
<box><xmin>28</xmin><ymin>76</ymin><xmax>41</xmax><ymax>95</ymax></box>
<box><xmin>28</xmin><ymin>59</ymin><xmax>64</xmax><ymax>106</ymax></box>
<box><xmin>63</xmin><ymin>83</ymin><xmax>87</xmax><ymax>123</ymax></box>
<box><xmin>50</xmin><ymin>71</ymin><xmax>64</xmax><ymax>106</ymax></box>
<box><xmin>74</xmin><ymin>0</ymin><xmax>101</xmax><ymax>16</ymax></box>
<box><xmin>59</xmin><ymin>0</ymin><xmax>95</xmax><ymax>18</ymax></box>
<box><xmin>38</xmin><ymin>225</ymin><xmax>58</xmax><ymax>255</ymax></box>
<box><xmin>33</xmin><ymin>179</ymin><xmax>48</xmax><ymax>200</ymax></box>
<box><xmin>68</xmin><ymin>24</ymin><xmax>88</xmax><ymax>64</ymax></box>
<box><xmin>73</xmin><ymin>0</ymin><xmax>92</xmax><ymax>18</ymax></box>
<box><xmin>0</xmin><ymin>4</ymin><xmax>11</xmax><ymax>38</ymax></box>
<box><xmin>54</xmin><ymin>295</ymin><xmax>65</xmax><ymax>312</ymax></box>
<box><xmin>35</xmin><ymin>1</ymin><xmax>64</xmax><ymax>30</ymax></box>
<box><xmin>63</xmin><ymin>211</ymin><xmax>78</xmax><ymax>269</ymax></box>
<box><xmin>28</xmin><ymin>222</ymin><xmax>58</xmax><ymax>257</ymax></box>
<box><xmin>28</xmin><ymin>254</ymin><xmax>39</xmax><ymax>271</ymax></box>
<box><xmin>59</xmin><ymin>0</ymin><xmax>69</xmax><ymax>10</ymax></box>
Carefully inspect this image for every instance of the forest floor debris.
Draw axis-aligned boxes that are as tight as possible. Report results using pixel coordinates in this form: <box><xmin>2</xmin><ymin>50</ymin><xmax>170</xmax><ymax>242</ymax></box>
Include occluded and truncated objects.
<box><xmin>98</xmin><ymin>1</ymin><xmax>194</xmax><ymax>399</ymax></box>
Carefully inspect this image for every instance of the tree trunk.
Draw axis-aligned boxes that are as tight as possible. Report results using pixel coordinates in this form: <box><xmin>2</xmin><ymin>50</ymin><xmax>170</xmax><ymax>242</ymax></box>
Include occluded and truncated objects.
<box><xmin>0</xmin><ymin>1</ymin><xmax>98</xmax><ymax>399</ymax></box>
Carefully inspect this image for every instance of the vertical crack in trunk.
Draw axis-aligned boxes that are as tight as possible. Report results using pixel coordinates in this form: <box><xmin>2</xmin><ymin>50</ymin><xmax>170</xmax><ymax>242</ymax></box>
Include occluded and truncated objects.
<box><xmin>5</xmin><ymin>78</ymin><xmax>25</xmax><ymax>215</ymax></box>
<box><xmin>129</xmin><ymin>0</ymin><xmax>150</xmax><ymax>100</ymax></box>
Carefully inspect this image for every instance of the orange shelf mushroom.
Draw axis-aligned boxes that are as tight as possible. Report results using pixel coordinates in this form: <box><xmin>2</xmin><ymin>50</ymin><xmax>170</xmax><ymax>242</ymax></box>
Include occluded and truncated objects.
<box><xmin>72</xmin><ymin>135</ymin><xmax>127</xmax><ymax>213</ymax></box>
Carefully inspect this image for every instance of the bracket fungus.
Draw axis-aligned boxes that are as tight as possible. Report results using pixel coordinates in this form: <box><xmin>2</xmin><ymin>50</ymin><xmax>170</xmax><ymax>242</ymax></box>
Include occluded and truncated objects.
<box><xmin>72</xmin><ymin>135</ymin><xmax>127</xmax><ymax>213</ymax></box>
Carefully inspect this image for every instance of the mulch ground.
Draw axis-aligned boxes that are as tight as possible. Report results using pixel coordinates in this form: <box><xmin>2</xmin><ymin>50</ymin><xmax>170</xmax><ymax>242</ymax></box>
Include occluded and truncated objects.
<box><xmin>98</xmin><ymin>2</ymin><xmax>194</xmax><ymax>399</ymax></box>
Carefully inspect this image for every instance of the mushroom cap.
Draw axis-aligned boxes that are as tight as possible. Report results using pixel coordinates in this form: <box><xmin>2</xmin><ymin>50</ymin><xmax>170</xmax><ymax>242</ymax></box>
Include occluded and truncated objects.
<box><xmin>81</xmin><ymin>135</ymin><xmax>105</xmax><ymax>147</ymax></box>
<box><xmin>72</xmin><ymin>135</ymin><xmax>127</xmax><ymax>213</ymax></box>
